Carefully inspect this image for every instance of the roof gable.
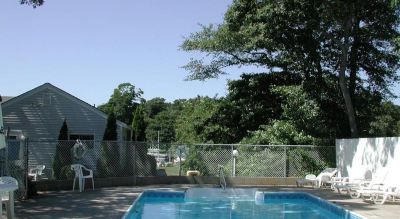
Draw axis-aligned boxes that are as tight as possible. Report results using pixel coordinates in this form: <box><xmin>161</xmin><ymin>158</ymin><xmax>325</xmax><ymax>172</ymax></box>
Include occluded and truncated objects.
<box><xmin>2</xmin><ymin>83</ymin><xmax>129</xmax><ymax>129</ymax></box>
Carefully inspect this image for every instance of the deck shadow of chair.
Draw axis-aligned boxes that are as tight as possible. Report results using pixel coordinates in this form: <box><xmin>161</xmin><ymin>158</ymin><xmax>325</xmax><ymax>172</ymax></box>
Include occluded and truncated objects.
<box><xmin>28</xmin><ymin>165</ymin><xmax>45</xmax><ymax>181</ymax></box>
<box><xmin>71</xmin><ymin>164</ymin><xmax>94</xmax><ymax>192</ymax></box>
<box><xmin>0</xmin><ymin>176</ymin><xmax>18</xmax><ymax>219</ymax></box>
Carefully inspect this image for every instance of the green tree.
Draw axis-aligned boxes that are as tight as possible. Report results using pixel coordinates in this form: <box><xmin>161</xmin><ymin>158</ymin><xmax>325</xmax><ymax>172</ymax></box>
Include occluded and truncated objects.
<box><xmin>144</xmin><ymin>98</ymin><xmax>168</xmax><ymax>119</ymax></box>
<box><xmin>97</xmin><ymin>112</ymin><xmax>119</xmax><ymax>177</ymax></box>
<box><xmin>52</xmin><ymin>119</ymin><xmax>73</xmax><ymax>179</ymax></box>
<box><xmin>181</xmin><ymin>0</ymin><xmax>400</xmax><ymax>138</ymax></box>
<box><xmin>103</xmin><ymin>112</ymin><xmax>117</xmax><ymax>141</ymax></box>
<box><xmin>181</xmin><ymin>147</ymin><xmax>209</xmax><ymax>176</ymax></box>
<box><xmin>145</xmin><ymin>110</ymin><xmax>176</xmax><ymax>143</ymax></box>
<box><xmin>58</xmin><ymin>119</ymin><xmax>69</xmax><ymax>140</ymax></box>
<box><xmin>20</xmin><ymin>0</ymin><xmax>43</xmax><ymax>7</ymax></box>
<box><xmin>205</xmin><ymin>72</ymin><xmax>301</xmax><ymax>143</ymax></box>
<box><xmin>175</xmin><ymin>96</ymin><xmax>221</xmax><ymax>143</ymax></box>
<box><xmin>98</xmin><ymin>83</ymin><xmax>143</xmax><ymax>125</ymax></box>
<box><xmin>368</xmin><ymin>102</ymin><xmax>400</xmax><ymax>136</ymax></box>
<box><xmin>131</xmin><ymin>105</ymin><xmax>146</xmax><ymax>141</ymax></box>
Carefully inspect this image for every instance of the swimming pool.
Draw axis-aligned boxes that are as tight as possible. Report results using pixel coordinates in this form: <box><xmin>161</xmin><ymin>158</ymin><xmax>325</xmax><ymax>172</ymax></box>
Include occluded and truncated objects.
<box><xmin>123</xmin><ymin>188</ymin><xmax>364</xmax><ymax>219</ymax></box>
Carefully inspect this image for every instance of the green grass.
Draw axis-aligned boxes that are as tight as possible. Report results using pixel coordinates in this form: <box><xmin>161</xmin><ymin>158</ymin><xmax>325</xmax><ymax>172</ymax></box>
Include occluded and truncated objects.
<box><xmin>160</xmin><ymin>165</ymin><xmax>181</xmax><ymax>176</ymax></box>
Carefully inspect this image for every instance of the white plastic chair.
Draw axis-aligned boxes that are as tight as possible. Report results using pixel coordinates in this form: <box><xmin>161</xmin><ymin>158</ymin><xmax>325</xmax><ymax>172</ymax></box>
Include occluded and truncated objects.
<box><xmin>71</xmin><ymin>164</ymin><xmax>94</xmax><ymax>192</ymax></box>
<box><xmin>0</xmin><ymin>176</ymin><xmax>18</xmax><ymax>219</ymax></box>
<box><xmin>28</xmin><ymin>165</ymin><xmax>45</xmax><ymax>181</ymax></box>
<box><xmin>296</xmin><ymin>168</ymin><xmax>337</xmax><ymax>188</ymax></box>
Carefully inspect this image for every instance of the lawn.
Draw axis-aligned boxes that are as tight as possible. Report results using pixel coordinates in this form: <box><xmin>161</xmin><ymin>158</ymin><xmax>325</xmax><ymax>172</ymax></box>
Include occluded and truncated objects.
<box><xmin>160</xmin><ymin>165</ymin><xmax>181</xmax><ymax>176</ymax></box>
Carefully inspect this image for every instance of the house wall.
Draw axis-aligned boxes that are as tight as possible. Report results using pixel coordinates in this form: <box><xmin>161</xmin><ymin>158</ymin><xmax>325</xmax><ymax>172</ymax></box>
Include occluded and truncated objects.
<box><xmin>2</xmin><ymin>86</ymin><xmax>125</xmax><ymax>141</ymax></box>
<box><xmin>2</xmin><ymin>85</ymin><xmax>129</xmax><ymax>177</ymax></box>
<box><xmin>336</xmin><ymin>137</ymin><xmax>400</xmax><ymax>185</ymax></box>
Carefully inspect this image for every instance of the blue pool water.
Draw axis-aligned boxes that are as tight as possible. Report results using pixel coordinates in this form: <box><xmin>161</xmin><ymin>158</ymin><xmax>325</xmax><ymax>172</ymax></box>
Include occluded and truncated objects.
<box><xmin>123</xmin><ymin>188</ymin><xmax>363</xmax><ymax>219</ymax></box>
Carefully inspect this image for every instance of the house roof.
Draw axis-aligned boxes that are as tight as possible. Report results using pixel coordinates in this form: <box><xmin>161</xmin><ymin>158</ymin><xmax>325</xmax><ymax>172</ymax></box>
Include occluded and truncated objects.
<box><xmin>0</xmin><ymin>96</ymin><xmax>14</xmax><ymax>103</ymax></box>
<box><xmin>2</xmin><ymin>83</ymin><xmax>130</xmax><ymax>129</ymax></box>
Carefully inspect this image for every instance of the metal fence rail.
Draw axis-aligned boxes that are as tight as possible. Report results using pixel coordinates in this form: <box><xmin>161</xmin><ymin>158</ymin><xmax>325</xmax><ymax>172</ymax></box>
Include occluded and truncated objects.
<box><xmin>1</xmin><ymin>140</ymin><xmax>335</xmax><ymax>198</ymax></box>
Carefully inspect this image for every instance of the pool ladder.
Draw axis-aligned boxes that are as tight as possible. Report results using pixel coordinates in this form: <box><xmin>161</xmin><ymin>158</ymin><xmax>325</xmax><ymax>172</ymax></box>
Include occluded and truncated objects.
<box><xmin>218</xmin><ymin>165</ymin><xmax>226</xmax><ymax>190</ymax></box>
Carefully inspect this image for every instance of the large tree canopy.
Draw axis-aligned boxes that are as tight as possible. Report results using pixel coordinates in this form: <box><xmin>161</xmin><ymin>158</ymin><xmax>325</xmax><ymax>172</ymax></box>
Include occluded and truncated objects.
<box><xmin>182</xmin><ymin>0</ymin><xmax>400</xmax><ymax>138</ymax></box>
<box><xmin>98</xmin><ymin>83</ymin><xmax>143</xmax><ymax>125</ymax></box>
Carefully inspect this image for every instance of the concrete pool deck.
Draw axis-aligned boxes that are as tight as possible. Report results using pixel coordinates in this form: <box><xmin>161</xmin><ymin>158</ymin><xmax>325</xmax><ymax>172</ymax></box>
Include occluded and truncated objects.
<box><xmin>10</xmin><ymin>185</ymin><xmax>400</xmax><ymax>219</ymax></box>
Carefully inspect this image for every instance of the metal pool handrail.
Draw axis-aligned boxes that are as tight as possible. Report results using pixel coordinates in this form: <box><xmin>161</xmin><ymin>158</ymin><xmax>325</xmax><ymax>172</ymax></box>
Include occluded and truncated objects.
<box><xmin>218</xmin><ymin>165</ymin><xmax>226</xmax><ymax>190</ymax></box>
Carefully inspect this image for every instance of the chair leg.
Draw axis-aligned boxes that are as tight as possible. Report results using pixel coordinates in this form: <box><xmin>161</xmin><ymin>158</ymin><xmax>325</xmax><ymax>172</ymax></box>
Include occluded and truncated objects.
<box><xmin>82</xmin><ymin>179</ymin><xmax>84</xmax><ymax>192</ymax></box>
<box><xmin>79</xmin><ymin>177</ymin><xmax>82</xmax><ymax>192</ymax></box>
<box><xmin>92</xmin><ymin>178</ymin><xmax>94</xmax><ymax>190</ymax></box>
<box><xmin>6</xmin><ymin>191</ymin><xmax>15</xmax><ymax>219</ymax></box>
<box><xmin>73</xmin><ymin>178</ymin><xmax>76</xmax><ymax>191</ymax></box>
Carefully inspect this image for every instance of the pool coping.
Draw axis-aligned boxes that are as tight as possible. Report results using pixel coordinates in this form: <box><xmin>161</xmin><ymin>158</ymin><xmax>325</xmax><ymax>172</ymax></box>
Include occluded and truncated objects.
<box><xmin>122</xmin><ymin>188</ymin><xmax>367</xmax><ymax>219</ymax></box>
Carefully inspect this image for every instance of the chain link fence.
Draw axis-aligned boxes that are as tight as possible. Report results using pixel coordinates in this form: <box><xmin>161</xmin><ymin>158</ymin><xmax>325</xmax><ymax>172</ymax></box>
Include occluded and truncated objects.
<box><xmin>1</xmin><ymin>140</ymin><xmax>28</xmax><ymax>199</ymax></box>
<box><xmin>2</xmin><ymin>140</ymin><xmax>335</xmax><ymax>197</ymax></box>
<box><xmin>178</xmin><ymin>144</ymin><xmax>336</xmax><ymax>178</ymax></box>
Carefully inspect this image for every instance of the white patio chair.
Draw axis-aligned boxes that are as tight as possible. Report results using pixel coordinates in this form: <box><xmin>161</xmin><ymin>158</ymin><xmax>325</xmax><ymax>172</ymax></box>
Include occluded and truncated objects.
<box><xmin>0</xmin><ymin>176</ymin><xmax>18</xmax><ymax>219</ymax></box>
<box><xmin>372</xmin><ymin>185</ymin><xmax>400</xmax><ymax>204</ymax></box>
<box><xmin>331</xmin><ymin>170</ymin><xmax>372</xmax><ymax>197</ymax></box>
<box><xmin>71</xmin><ymin>164</ymin><xmax>94</xmax><ymax>192</ymax></box>
<box><xmin>296</xmin><ymin>168</ymin><xmax>337</xmax><ymax>188</ymax></box>
<box><xmin>354</xmin><ymin>180</ymin><xmax>386</xmax><ymax>200</ymax></box>
<box><xmin>28</xmin><ymin>165</ymin><xmax>45</xmax><ymax>181</ymax></box>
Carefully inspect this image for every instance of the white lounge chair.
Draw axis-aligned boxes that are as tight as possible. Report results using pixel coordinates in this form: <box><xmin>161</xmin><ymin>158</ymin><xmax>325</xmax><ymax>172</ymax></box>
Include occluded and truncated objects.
<box><xmin>28</xmin><ymin>165</ymin><xmax>45</xmax><ymax>181</ymax></box>
<box><xmin>372</xmin><ymin>185</ymin><xmax>400</xmax><ymax>204</ymax></box>
<box><xmin>354</xmin><ymin>180</ymin><xmax>386</xmax><ymax>200</ymax></box>
<box><xmin>296</xmin><ymin>168</ymin><xmax>337</xmax><ymax>188</ymax></box>
<box><xmin>71</xmin><ymin>164</ymin><xmax>94</xmax><ymax>192</ymax></box>
<box><xmin>331</xmin><ymin>170</ymin><xmax>372</xmax><ymax>197</ymax></box>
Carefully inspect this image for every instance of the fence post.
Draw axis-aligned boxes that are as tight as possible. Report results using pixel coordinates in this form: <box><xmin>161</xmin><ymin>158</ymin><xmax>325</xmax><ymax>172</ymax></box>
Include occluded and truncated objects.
<box><xmin>133</xmin><ymin>142</ymin><xmax>137</xmax><ymax>186</ymax></box>
<box><xmin>24</xmin><ymin>138</ymin><xmax>29</xmax><ymax>199</ymax></box>
<box><xmin>231</xmin><ymin>145</ymin><xmax>234</xmax><ymax>177</ymax></box>
<box><xmin>284</xmin><ymin>146</ymin><xmax>287</xmax><ymax>178</ymax></box>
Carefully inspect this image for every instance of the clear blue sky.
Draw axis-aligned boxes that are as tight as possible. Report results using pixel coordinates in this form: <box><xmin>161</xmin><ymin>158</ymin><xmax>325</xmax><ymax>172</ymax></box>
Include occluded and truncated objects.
<box><xmin>0</xmin><ymin>0</ymin><xmax>399</xmax><ymax>105</ymax></box>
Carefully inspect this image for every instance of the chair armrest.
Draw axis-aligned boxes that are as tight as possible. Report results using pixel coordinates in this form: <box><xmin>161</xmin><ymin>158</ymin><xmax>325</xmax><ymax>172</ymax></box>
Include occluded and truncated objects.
<box><xmin>81</xmin><ymin>166</ymin><xmax>93</xmax><ymax>176</ymax></box>
<box><xmin>81</xmin><ymin>166</ymin><xmax>92</xmax><ymax>172</ymax></box>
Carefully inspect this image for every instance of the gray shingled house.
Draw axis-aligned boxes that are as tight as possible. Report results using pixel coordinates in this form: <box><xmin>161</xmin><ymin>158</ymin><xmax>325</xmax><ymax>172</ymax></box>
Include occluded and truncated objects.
<box><xmin>1</xmin><ymin>83</ymin><xmax>131</xmax><ymax>177</ymax></box>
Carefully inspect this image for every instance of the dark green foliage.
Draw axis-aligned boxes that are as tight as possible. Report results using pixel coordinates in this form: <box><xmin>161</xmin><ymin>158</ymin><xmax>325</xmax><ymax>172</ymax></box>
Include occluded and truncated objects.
<box><xmin>20</xmin><ymin>0</ymin><xmax>43</xmax><ymax>8</ymax></box>
<box><xmin>97</xmin><ymin>142</ymin><xmax>120</xmax><ymax>177</ymax></box>
<box><xmin>58</xmin><ymin>119</ymin><xmax>68</xmax><ymax>140</ymax></box>
<box><xmin>59</xmin><ymin>165</ymin><xmax>74</xmax><ymax>179</ymax></box>
<box><xmin>175</xmin><ymin>96</ymin><xmax>221</xmax><ymax>144</ymax></box>
<box><xmin>103</xmin><ymin>112</ymin><xmax>117</xmax><ymax>141</ymax></box>
<box><xmin>52</xmin><ymin>120</ymin><xmax>73</xmax><ymax>180</ymax></box>
<box><xmin>368</xmin><ymin>102</ymin><xmax>400</xmax><ymax>136</ymax></box>
<box><xmin>131</xmin><ymin>105</ymin><xmax>146</xmax><ymax>141</ymax></box>
<box><xmin>27</xmin><ymin>177</ymin><xmax>38</xmax><ymax>199</ymax></box>
<box><xmin>182</xmin><ymin>0</ymin><xmax>400</xmax><ymax>137</ymax></box>
<box><xmin>98</xmin><ymin>83</ymin><xmax>143</xmax><ymax>125</ymax></box>
<box><xmin>143</xmin><ymin>98</ymin><xmax>180</xmax><ymax>147</ymax></box>
<box><xmin>144</xmin><ymin>98</ymin><xmax>168</xmax><ymax>119</ymax></box>
<box><xmin>181</xmin><ymin>148</ymin><xmax>209</xmax><ymax>176</ymax></box>
<box><xmin>145</xmin><ymin>110</ymin><xmax>176</xmax><ymax>143</ymax></box>
<box><xmin>204</xmin><ymin>72</ymin><xmax>301</xmax><ymax>143</ymax></box>
<box><xmin>98</xmin><ymin>113</ymin><xmax>119</xmax><ymax>177</ymax></box>
<box><xmin>146</xmin><ymin>154</ymin><xmax>157</xmax><ymax>176</ymax></box>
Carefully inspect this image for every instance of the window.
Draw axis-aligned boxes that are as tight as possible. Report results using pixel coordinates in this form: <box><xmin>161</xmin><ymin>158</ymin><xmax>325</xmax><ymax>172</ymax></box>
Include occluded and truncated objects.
<box><xmin>7</xmin><ymin>136</ymin><xmax>17</xmax><ymax>140</ymax></box>
<box><xmin>69</xmin><ymin>134</ymin><xmax>94</xmax><ymax>148</ymax></box>
<box><xmin>69</xmin><ymin>134</ymin><xmax>94</xmax><ymax>140</ymax></box>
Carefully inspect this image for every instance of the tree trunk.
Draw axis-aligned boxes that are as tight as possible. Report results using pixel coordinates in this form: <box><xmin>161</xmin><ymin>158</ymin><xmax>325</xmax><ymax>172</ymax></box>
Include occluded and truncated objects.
<box><xmin>338</xmin><ymin>15</ymin><xmax>359</xmax><ymax>138</ymax></box>
<box><xmin>349</xmin><ymin>9</ymin><xmax>360</xmax><ymax>99</ymax></box>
